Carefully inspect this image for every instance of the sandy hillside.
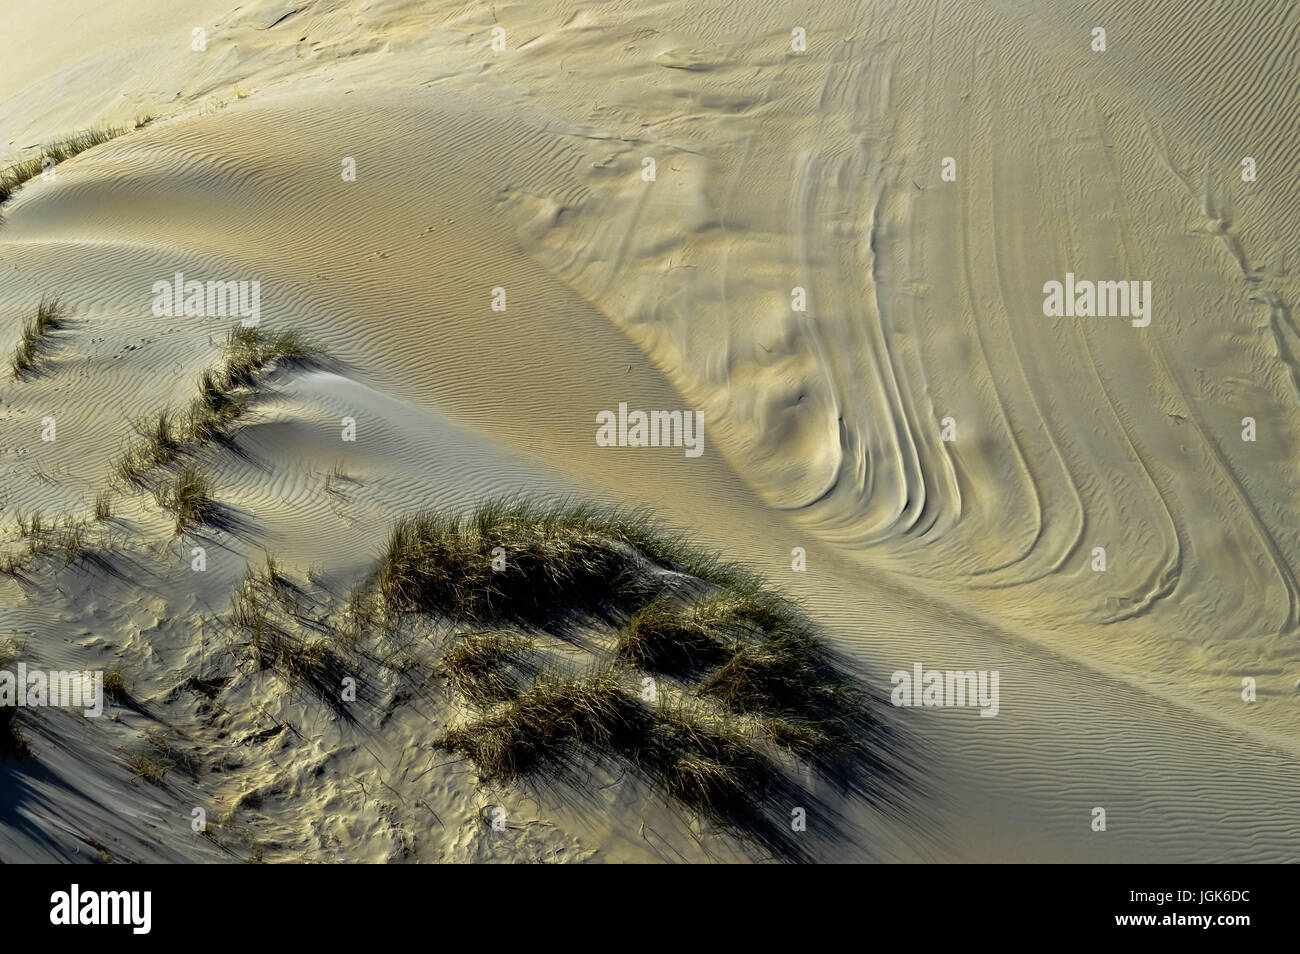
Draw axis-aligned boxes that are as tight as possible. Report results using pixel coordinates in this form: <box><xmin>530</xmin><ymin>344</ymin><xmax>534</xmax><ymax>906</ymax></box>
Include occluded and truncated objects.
<box><xmin>1</xmin><ymin>0</ymin><xmax>1299</xmax><ymax>862</ymax></box>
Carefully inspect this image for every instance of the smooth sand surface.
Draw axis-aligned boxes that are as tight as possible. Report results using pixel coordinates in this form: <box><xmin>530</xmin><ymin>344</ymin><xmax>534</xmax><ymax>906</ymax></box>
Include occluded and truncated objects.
<box><xmin>1</xmin><ymin>0</ymin><xmax>1299</xmax><ymax>861</ymax></box>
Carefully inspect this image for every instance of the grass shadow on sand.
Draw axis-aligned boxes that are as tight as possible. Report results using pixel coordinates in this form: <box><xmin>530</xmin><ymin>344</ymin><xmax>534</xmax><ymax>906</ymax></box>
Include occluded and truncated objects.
<box><xmin>369</xmin><ymin>497</ymin><xmax>924</xmax><ymax>861</ymax></box>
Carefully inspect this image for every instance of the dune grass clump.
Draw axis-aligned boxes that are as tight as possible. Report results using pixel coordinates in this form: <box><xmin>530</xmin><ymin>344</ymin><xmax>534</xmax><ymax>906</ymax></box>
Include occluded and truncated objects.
<box><xmin>125</xmin><ymin>750</ymin><xmax>167</xmax><ymax>785</ymax></box>
<box><xmin>34</xmin><ymin>296</ymin><xmax>65</xmax><ymax>332</ymax></box>
<box><xmin>379</xmin><ymin>499</ymin><xmax>874</xmax><ymax>761</ymax></box>
<box><xmin>227</xmin><ymin>563</ymin><xmax>352</xmax><ymax>708</ymax></box>
<box><xmin>15</xmin><ymin>510</ymin><xmax>46</xmax><ymax>554</ymax></box>
<box><xmin>372</xmin><ymin>500</ymin><xmax>698</xmax><ymax>626</ymax></box>
<box><xmin>218</xmin><ymin>326</ymin><xmax>317</xmax><ymax>391</ymax></box>
<box><xmin>0</xmin><ymin>126</ymin><xmax>128</xmax><ymax>205</ymax></box>
<box><xmin>111</xmin><ymin>326</ymin><xmax>320</xmax><ymax>491</ymax></box>
<box><xmin>112</xmin><ymin>445</ymin><xmax>150</xmax><ymax>485</ymax></box>
<box><xmin>232</xmin><ymin>568</ymin><xmax>287</xmax><ymax>667</ymax></box>
<box><xmin>697</xmin><ymin>600</ymin><xmax>858</xmax><ymax>713</ymax></box>
<box><xmin>109</xmin><ymin>326</ymin><xmax>323</xmax><ymax>529</ymax></box>
<box><xmin>398</xmin><ymin>496</ymin><xmax>894</xmax><ymax>858</ymax></box>
<box><xmin>55</xmin><ymin>521</ymin><xmax>86</xmax><ymax>566</ymax></box>
<box><xmin>756</xmin><ymin>714</ymin><xmax>830</xmax><ymax>759</ymax></box>
<box><xmin>261</xmin><ymin>553</ymin><xmax>287</xmax><ymax>590</ymax></box>
<box><xmin>231</xmin><ymin>569</ymin><xmax>274</xmax><ymax>662</ymax></box>
<box><xmin>197</xmin><ymin>368</ymin><xmax>227</xmax><ymax>410</ymax></box>
<box><xmin>10</xmin><ymin>297</ymin><xmax>69</xmax><ymax>378</ymax></box>
<box><xmin>182</xmin><ymin>369</ymin><xmax>244</xmax><ymax>444</ymax></box>
<box><xmin>205</xmin><ymin>495</ymin><xmax>897</xmax><ymax>857</ymax></box>
<box><xmin>652</xmin><ymin>710</ymin><xmax>775</xmax><ymax>818</ymax></box>
<box><xmin>138</xmin><ymin>410</ymin><xmax>181</xmax><ymax>465</ymax></box>
<box><xmin>436</xmin><ymin>671</ymin><xmax>652</xmax><ymax>782</ymax></box>
<box><xmin>616</xmin><ymin>584</ymin><xmax>872</xmax><ymax>763</ymax></box>
<box><xmin>276</xmin><ymin>638</ymin><xmax>334</xmax><ymax>686</ymax></box>
<box><xmin>616</xmin><ymin>593</ymin><xmax>743</xmax><ymax>677</ymax></box>
<box><xmin>10</xmin><ymin>511</ymin><xmax>91</xmax><ymax>565</ymax></box>
<box><xmin>155</xmin><ymin>465</ymin><xmax>217</xmax><ymax>533</ymax></box>
<box><xmin>103</xmin><ymin>663</ymin><xmax>130</xmax><ymax>701</ymax></box>
<box><xmin>114</xmin><ymin>409</ymin><xmax>182</xmax><ymax>484</ymax></box>
<box><xmin>129</xmin><ymin>730</ymin><xmax>198</xmax><ymax>784</ymax></box>
<box><xmin>687</xmin><ymin>594</ymin><xmax>874</xmax><ymax>765</ymax></box>
<box><xmin>435</xmin><ymin>671</ymin><xmax>794</xmax><ymax>846</ymax></box>
<box><xmin>616</xmin><ymin>582</ymin><xmax>873</xmax><ymax>764</ymax></box>
<box><xmin>437</xmin><ymin>632</ymin><xmax>533</xmax><ymax>704</ymax></box>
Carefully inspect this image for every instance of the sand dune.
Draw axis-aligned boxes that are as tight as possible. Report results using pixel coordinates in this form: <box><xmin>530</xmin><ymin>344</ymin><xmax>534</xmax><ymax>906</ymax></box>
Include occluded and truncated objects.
<box><xmin>1</xmin><ymin>0</ymin><xmax>1299</xmax><ymax>863</ymax></box>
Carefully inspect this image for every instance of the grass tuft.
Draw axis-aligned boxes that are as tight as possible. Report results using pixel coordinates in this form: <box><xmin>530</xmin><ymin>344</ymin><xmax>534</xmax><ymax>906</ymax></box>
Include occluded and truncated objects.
<box><xmin>436</xmin><ymin>671</ymin><xmax>651</xmax><ymax>781</ymax></box>
<box><xmin>372</xmin><ymin>499</ymin><xmax>698</xmax><ymax>626</ymax></box>
<box><xmin>10</xmin><ymin>296</ymin><xmax>69</xmax><ymax>378</ymax></box>
<box><xmin>108</xmin><ymin>325</ymin><xmax>318</xmax><ymax>490</ymax></box>
<box><xmin>103</xmin><ymin>663</ymin><xmax>130</xmax><ymax>701</ymax></box>
<box><xmin>0</xmin><ymin>126</ymin><xmax>128</xmax><ymax>205</ymax></box>
<box><xmin>435</xmin><ymin>671</ymin><xmax>794</xmax><ymax>849</ymax></box>
<box><xmin>55</xmin><ymin>521</ymin><xmax>86</xmax><ymax>566</ymax></box>
<box><xmin>437</xmin><ymin>632</ymin><xmax>533</xmax><ymax>704</ymax></box>
<box><xmin>653</xmin><ymin>712</ymin><xmax>772</xmax><ymax>817</ymax></box>
<box><xmin>219</xmin><ymin>326</ymin><xmax>317</xmax><ymax>390</ymax></box>
<box><xmin>155</xmin><ymin>465</ymin><xmax>217</xmax><ymax>533</ymax></box>
<box><xmin>125</xmin><ymin>751</ymin><xmax>167</xmax><ymax>785</ymax></box>
<box><xmin>616</xmin><ymin>593</ymin><xmax>741</xmax><ymax>677</ymax></box>
<box><xmin>228</xmin><ymin>563</ymin><xmax>351</xmax><ymax>706</ymax></box>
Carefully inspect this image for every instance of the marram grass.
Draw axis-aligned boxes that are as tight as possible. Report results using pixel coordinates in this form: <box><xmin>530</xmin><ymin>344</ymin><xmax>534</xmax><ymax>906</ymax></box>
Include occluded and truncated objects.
<box><xmin>0</xmin><ymin>126</ymin><xmax>128</xmax><ymax>206</ymax></box>
<box><xmin>389</xmin><ymin>497</ymin><xmax>883</xmax><ymax>857</ymax></box>
<box><xmin>10</xmin><ymin>297</ymin><xmax>69</xmax><ymax>378</ymax></box>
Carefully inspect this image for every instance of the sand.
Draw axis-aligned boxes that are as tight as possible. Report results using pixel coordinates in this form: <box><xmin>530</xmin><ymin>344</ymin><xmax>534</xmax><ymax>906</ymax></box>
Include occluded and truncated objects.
<box><xmin>1</xmin><ymin>0</ymin><xmax>1299</xmax><ymax>862</ymax></box>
